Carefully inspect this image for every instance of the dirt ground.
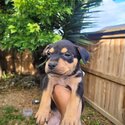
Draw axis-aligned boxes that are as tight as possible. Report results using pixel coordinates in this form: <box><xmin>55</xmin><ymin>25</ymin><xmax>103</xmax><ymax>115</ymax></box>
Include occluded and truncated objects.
<box><xmin>0</xmin><ymin>86</ymin><xmax>114</xmax><ymax>125</ymax></box>
<box><xmin>0</xmin><ymin>87</ymin><xmax>40</xmax><ymax>115</ymax></box>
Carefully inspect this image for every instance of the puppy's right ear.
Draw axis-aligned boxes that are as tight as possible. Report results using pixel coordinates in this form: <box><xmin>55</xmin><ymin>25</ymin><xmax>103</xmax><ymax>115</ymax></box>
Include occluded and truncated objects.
<box><xmin>76</xmin><ymin>46</ymin><xmax>90</xmax><ymax>64</ymax></box>
<box><xmin>42</xmin><ymin>44</ymin><xmax>52</xmax><ymax>56</ymax></box>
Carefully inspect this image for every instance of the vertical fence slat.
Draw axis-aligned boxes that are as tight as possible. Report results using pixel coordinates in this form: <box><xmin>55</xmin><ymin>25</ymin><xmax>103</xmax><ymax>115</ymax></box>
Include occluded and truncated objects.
<box><xmin>83</xmin><ymin>38</ymin><xmax>125</xmax><ymax>125</ymax></box>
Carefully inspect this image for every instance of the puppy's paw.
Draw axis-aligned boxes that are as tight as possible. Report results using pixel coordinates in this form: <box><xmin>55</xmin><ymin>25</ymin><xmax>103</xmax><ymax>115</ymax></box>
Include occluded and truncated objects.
<box><xmin>35</xmin><ymin>109</ymin><xmax>49</xmax><ymax>125</ymax></box>
<box><xmin>61</xmin><ymin>117</ymin><xmax>81</xmax><ymax>125</ymax></box>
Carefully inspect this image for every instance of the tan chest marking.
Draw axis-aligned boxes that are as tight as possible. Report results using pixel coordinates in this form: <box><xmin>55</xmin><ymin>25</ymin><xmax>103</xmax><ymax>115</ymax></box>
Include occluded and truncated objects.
<box><xmin>49</xmin><ymin>75</ymin><xmax>82</xmax><ymax>91</ymax></box>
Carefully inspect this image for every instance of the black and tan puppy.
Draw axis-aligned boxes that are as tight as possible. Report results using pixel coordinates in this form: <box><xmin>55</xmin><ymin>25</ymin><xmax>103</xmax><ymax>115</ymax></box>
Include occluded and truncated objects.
<box><xmin>35</xmin><ymin>40</ymin><xmax>89</xmax><ymax>125</ymax></box>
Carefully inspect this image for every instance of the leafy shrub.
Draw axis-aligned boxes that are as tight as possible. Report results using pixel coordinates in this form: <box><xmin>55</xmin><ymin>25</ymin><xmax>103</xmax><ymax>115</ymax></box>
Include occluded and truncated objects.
<box><xmin>0</xmin><ymin>0</ymin><xmax>102</xmax><ymax>52</ymax></box>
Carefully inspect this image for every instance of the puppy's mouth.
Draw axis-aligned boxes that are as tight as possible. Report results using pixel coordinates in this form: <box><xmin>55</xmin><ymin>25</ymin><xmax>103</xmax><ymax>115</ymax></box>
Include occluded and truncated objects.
<box><xmin>47</xmin><ymin>70</ymin><xmax>64</xmax><ymax>75</ymax></box>
<box><xmin>47</xmin><ymin>68</ymin><xmax>71</xmax><ymax>76</ymax></box>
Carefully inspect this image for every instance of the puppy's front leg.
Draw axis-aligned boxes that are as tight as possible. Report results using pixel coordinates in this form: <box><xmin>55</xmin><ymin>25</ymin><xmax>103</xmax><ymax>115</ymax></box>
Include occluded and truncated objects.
<box><xmin>35</xmin><ymin>78</ymin><xmax>53</xmax><ymax>125</ymax></box>
<box><xmin>61</xmin><ymin>78</ymin><xmax>83</xmax><ymax>125</ymax></box>
<box><xmin>61</xmin><ymin>93</ymin><xmax>82</xmax><ymax>125</ymax></box>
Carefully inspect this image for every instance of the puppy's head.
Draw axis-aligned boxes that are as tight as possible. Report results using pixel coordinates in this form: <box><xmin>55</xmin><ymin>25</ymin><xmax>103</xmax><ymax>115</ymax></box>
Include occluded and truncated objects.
<box><xmin>43</xmin><ymin>40</ymin><xmax>89</xmax><ymax>76</ymax></box>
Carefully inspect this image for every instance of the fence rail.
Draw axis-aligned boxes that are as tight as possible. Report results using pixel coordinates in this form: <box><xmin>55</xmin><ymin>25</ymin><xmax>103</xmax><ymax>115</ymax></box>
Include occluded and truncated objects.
<box><xmin>0</xmin><ymin>50</ymin><xmax>35</xmax><ymax>78</ymax></box>
<box><xmin>0</xmin><ymin>27</ymin><xmax>125</xmax><ymax>124</ymax></box>
<box><xmin>82</xmin><ymin>37</ymin><xmax>125</xmax><ymax>125</ymax></box>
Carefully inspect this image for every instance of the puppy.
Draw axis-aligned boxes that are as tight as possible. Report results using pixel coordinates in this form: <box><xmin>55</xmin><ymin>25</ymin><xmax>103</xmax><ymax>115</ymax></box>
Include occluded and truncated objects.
<box><xmin>35</xmin><ymin>40</ymin><xmax>89</xmax><ymax>125</ymax></box>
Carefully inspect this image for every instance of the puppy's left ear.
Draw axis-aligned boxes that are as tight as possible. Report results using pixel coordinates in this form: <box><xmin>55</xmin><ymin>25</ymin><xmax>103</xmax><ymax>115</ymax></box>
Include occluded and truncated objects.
<box><xmin>42</xmin><ymin>44</ymin><xmax>52</xmax><ymax>56</ymax></box>
<box><xmin>77</xmin><ymin>46</ymin><xmax>90</xmax><ymax>64</ymax></box>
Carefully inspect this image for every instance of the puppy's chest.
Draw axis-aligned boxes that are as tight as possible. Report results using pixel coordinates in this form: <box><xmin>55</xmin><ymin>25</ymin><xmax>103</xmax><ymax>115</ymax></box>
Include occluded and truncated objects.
<box><xmin>57</xmin><ymin>77</ymin><xmax>70</xmax><ymax>86</ymax></box>
<box><xmin>48</xmin><ymin>70</ymin><xmax>83</xmax><ymax>88</ymax></box>
<box><xmin>50</xmin><ymin>75</ymin><xmax>82</xmax><ymax>89</ymax></box>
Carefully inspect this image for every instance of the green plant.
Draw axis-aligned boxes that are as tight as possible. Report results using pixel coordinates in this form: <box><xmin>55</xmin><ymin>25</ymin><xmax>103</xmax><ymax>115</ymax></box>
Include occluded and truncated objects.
<box><xmin>62</xmin><ymin>0</ymin><xmax>102</xmax><ymax>45</ymax></box>
<box><xmin>0</xmin><ymin>0</ymin><xmax>68</xmax><ymax>51</ymax></box>
<box><xmin>0</xmin><ymin>106</ymin><xmax>36</xmax><ymax>125</ymax></box>
<box><xmin>0</xmin><ymin>106</ymin><xmax>24</xmax><ymax>125</ymax></box>
<box><xmin>0</xmin><ymin>0</ymin><xmax>102</xmax><ymax>52</ymax></box>
<box><xmin>1</xmin><ymin>72</ymin><xmax>14</xmax><ymax>80</ymax></box>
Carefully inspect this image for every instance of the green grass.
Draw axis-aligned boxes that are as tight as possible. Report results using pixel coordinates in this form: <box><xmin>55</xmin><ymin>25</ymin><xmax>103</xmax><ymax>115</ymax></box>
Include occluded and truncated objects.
<box><xmin>81</xmin><ymin>103</ymin><xmax>111</xmax><ymax>125</ymax></box>
<box><xmin>0</xmin><ymin>106</ymin><xmax>36</xmax><ymax>125</ymax></box>
<box><xmin>0</xmin><ymin>104</ymin><xmax>112</xmax><ymax>125</ymax></box>
<box><xmin>81</xmin><ymin>103</ymin><xmax>101</xmax><ymax>125</ymax></box>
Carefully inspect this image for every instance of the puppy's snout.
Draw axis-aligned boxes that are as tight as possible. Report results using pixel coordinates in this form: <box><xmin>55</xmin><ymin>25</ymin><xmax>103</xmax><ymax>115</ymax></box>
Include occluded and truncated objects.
<box><xmin>48</xmin><ymin>61</ymin><xmax>57</xmax><ymax>69</ymax></box>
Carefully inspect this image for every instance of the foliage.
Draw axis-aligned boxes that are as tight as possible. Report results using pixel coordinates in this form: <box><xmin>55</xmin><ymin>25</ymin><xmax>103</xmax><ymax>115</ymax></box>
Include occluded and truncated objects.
<box><xmin>0</xmin><ymin>103</ymin><xmax>111</xmax><ymax>125</ymax></box>
<box><xmin>0</xmin><ymin>0</ymin><xmax>66</xmax><ymax>51</ymax></box>
<box><xmin>1</xmin><ymin>72</ymin><xmax>14</xmax><ymax>80</ymax></box>
<box><xmin>62</xmin><ymin>0</ymin><xmax>102</xmax><ymax>45</ymax></box>
<box><xmin>81</xmin><ymin>103</ymin><xmax>110</xmax><ymax>125</ymax></box>
<box><xmin>0</xmin><ymin>0</ymin><xmax>102</xmax><ymax>52</ymax></box>
<box><xmin>0</xmin><ymin>106</ymin><xmax>35</xmax><ymax>125</ymax></box>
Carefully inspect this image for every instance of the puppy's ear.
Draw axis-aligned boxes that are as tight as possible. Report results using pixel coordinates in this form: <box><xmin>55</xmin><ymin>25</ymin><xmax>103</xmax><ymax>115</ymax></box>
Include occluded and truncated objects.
<box><xmin>77</xmin><ymin>46</ymin><xmax>90</xmax><ymax>64</ymax></box>
<box><xmin>43</xmin><ymin>44</ymin><xmax>52</xmax><ymax>56</ymax></box>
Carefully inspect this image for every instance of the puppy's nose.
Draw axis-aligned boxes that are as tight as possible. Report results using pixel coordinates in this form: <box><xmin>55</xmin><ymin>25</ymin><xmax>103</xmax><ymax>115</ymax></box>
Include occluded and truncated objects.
<box><xmin>48</xmin><ymin>62</ymin><xmax>57</xmax><ymax>69</ymax></box>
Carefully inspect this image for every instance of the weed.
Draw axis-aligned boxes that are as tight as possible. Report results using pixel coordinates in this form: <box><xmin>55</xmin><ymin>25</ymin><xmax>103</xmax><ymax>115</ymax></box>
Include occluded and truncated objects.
<box><xmin>0</xmin><ymin>106</ymin><xmax>35</xmax><ymax>125</ymax></box>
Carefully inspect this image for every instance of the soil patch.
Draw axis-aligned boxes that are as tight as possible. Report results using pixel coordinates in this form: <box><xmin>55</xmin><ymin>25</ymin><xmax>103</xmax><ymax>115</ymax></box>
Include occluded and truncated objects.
<box><xmin>0</xmin><ymin>74</ymin><xmax>114</xmax><ymax>125</ymax></box>
<box><xmin>0</xmin><ymin>87</ymin><xmax>114</xmax><ymax>125</ymax></box>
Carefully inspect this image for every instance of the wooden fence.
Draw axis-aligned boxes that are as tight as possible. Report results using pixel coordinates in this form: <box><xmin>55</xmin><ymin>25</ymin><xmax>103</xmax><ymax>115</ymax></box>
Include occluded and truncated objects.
<box><xmin>0</xmin><ymin>50</ymin><xmax>35</xmax><ymax>77</ymax></box>
<box><xmin>0</xmin><ymin>25</ymin><xmax>125</xmax><ymax>124</ymax></box>
<box><xmin>82</xmin><ymin>26</ymin><xmax>125</xmax><ymax>125</ymax></box>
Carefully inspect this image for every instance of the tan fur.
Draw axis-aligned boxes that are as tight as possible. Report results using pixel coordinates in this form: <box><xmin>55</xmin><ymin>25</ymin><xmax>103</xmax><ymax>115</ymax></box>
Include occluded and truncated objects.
<box><xmin>45</xmin><ymin>58</ymin><xmax>78</xmax><ymax>76</ymax></box>
<box><xmin>45</xmin><ymin>60</ymin><xmax>50</xmax><ymax>73</ymax></box>
<box><xmin>36</xmin><ymin>50</ymin><xmax>82</xmax><ymax>125</ymax></box>
<box><xmin>35</xmin><ymin>40</ymin><xmax>88</xmax><ymax>125</ymax></box>
<box><xmin>61</xmin><ymin>48</ymin><xmax>68</xmax><ymax>53</ymax></box>
<box><xmin>48</xmin><ymin>75</ymin><xmax>82</xmax><ymax>125</ymax></box>
<box><xmin>60</xmin><ymin>76</ymin><xmax>82</xmax><ymax>125</ymax></box>
<box><xmin>61</xmin><ymin>94</ymin><xmax>82</xmax><ymax>125</ymax></box>
<box><xmin>43</xmin><ymin>45</ymin><xmax>51</xmax><ymax>55</ymax></box>
<box><xmin>49</xmin><ymin>47</ymin><xmax>54</xmax><ymax>53</ymax></box>
<box><xmin>36</xmin><ymin>73</ymin><xmax>82</xmax><ymax>125</ymax></box>
<box><xmin>35</xmin><ymin>79</ymin><xmax>54</xmax><ymax>124</ymax></box>
<box><xmin>57</xmin><ymin>58</ymin><xmax>78</xmax><ymax>75</ymax></box>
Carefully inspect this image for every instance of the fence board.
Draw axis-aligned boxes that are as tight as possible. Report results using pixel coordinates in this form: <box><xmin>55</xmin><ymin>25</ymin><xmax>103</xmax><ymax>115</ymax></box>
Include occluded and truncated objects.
<box><xmin>0</xmin><ymin>50</ymin><xmax>36</xmax><ymax>75</ymax></box>
<box><xmin>83</xmin><ymin>38</ymin><xmax>125</xmax><ymax>125</ymax></box>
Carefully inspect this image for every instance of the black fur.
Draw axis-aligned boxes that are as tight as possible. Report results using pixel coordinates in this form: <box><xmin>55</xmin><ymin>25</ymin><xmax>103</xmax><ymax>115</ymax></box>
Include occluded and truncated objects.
<box><xmin>75</xmin><ymin>72</ymin><xmax>83</xmax><ymax>77</ymax></box>
<box><xmin>40</xmin><ymin>75</ymin><xmax>49</xmax><ymax>91</ymax></box>
<box><xmin>46</xmin><ymin>40</ymin><xmax>89</xmax><ymax>64</ymax></box>
<box><xmin>34</xmin><ymin>40</ymin><xmax>89</xmax><ymax>121</ymax></box>
<box><xmin>77</xmin><ymin>46</ymin><xmax>90</xmax><ymax>64</ymax></box>
<box><xmin>32</xmin><ymin>46</ymin><xmax>46</xmax><ymax>74</ymax></box>
<box><xmin>76</xmin><ymin>81</ymin><xmax>83</xmax><ymax>99</ymax></box>
<box><xmin>76</xmin><ymin>81</ymin><xmax>84</xmax><ymax>111</ymax></box>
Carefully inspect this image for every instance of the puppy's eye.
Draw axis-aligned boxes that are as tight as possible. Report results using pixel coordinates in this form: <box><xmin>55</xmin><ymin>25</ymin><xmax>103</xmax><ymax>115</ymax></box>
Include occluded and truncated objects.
<box><xmin>64</xmin><ymin>52</ymin><xmax>71</xmax><ymax>57</ymax></box>
<box><xmin>47</xmin><ymin>51</ymin><xmax>51</xmax><ymax>56</ymax></box>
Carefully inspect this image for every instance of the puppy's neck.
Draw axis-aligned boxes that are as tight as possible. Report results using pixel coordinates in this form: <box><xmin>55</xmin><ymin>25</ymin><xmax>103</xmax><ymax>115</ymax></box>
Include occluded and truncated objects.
<box><xmin>48</xmin><ymin>69</ymin><xmax>83</xmax><ymax>79</ymax></box>
<box><xmin>47</xmin><ymin>69</ymin><xmax>84</xmax><ymax>88</ymax></box>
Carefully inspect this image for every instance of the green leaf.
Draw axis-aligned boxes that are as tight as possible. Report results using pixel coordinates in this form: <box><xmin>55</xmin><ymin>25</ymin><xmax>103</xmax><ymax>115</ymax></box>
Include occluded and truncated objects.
<box><xmin>27</xmin><ymin>23</ymin><xmax>40</xmax><ymax>33</ymax></box>
<box><xmin>8</xmin><ymin>25</ymin><xmax>17</xmax><ymax>33</ymax></box>
<box><xmin>0</xmin><ymin>0</ymin><xmax>102</xmax><ymax>52</ymax></box>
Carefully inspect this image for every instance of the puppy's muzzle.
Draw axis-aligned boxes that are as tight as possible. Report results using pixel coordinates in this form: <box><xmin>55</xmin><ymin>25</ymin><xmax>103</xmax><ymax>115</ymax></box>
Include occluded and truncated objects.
<box><xmin>48</xmin><ymin>61</ymin><xmax>58</xmax><ymax>70</ymax></box>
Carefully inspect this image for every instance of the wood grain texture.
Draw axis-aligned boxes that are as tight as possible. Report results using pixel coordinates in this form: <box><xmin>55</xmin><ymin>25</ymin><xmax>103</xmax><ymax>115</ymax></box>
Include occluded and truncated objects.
<box><xmin>82</xmin><ymin>38</ymin><xmax>125</xmax><ymax>125</ymax></box>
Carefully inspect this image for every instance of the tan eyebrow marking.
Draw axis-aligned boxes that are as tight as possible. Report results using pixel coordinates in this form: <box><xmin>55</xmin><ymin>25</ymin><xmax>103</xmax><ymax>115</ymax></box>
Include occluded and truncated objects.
<box><xmin>61</xmin><ymin>48</ymin><xmax>68</xmax><ymax>53</ymax></box>
<box><xmin>49</xmin><ymin>48</ymin><xmax>54</xmax><ymax>53</ymax></box>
